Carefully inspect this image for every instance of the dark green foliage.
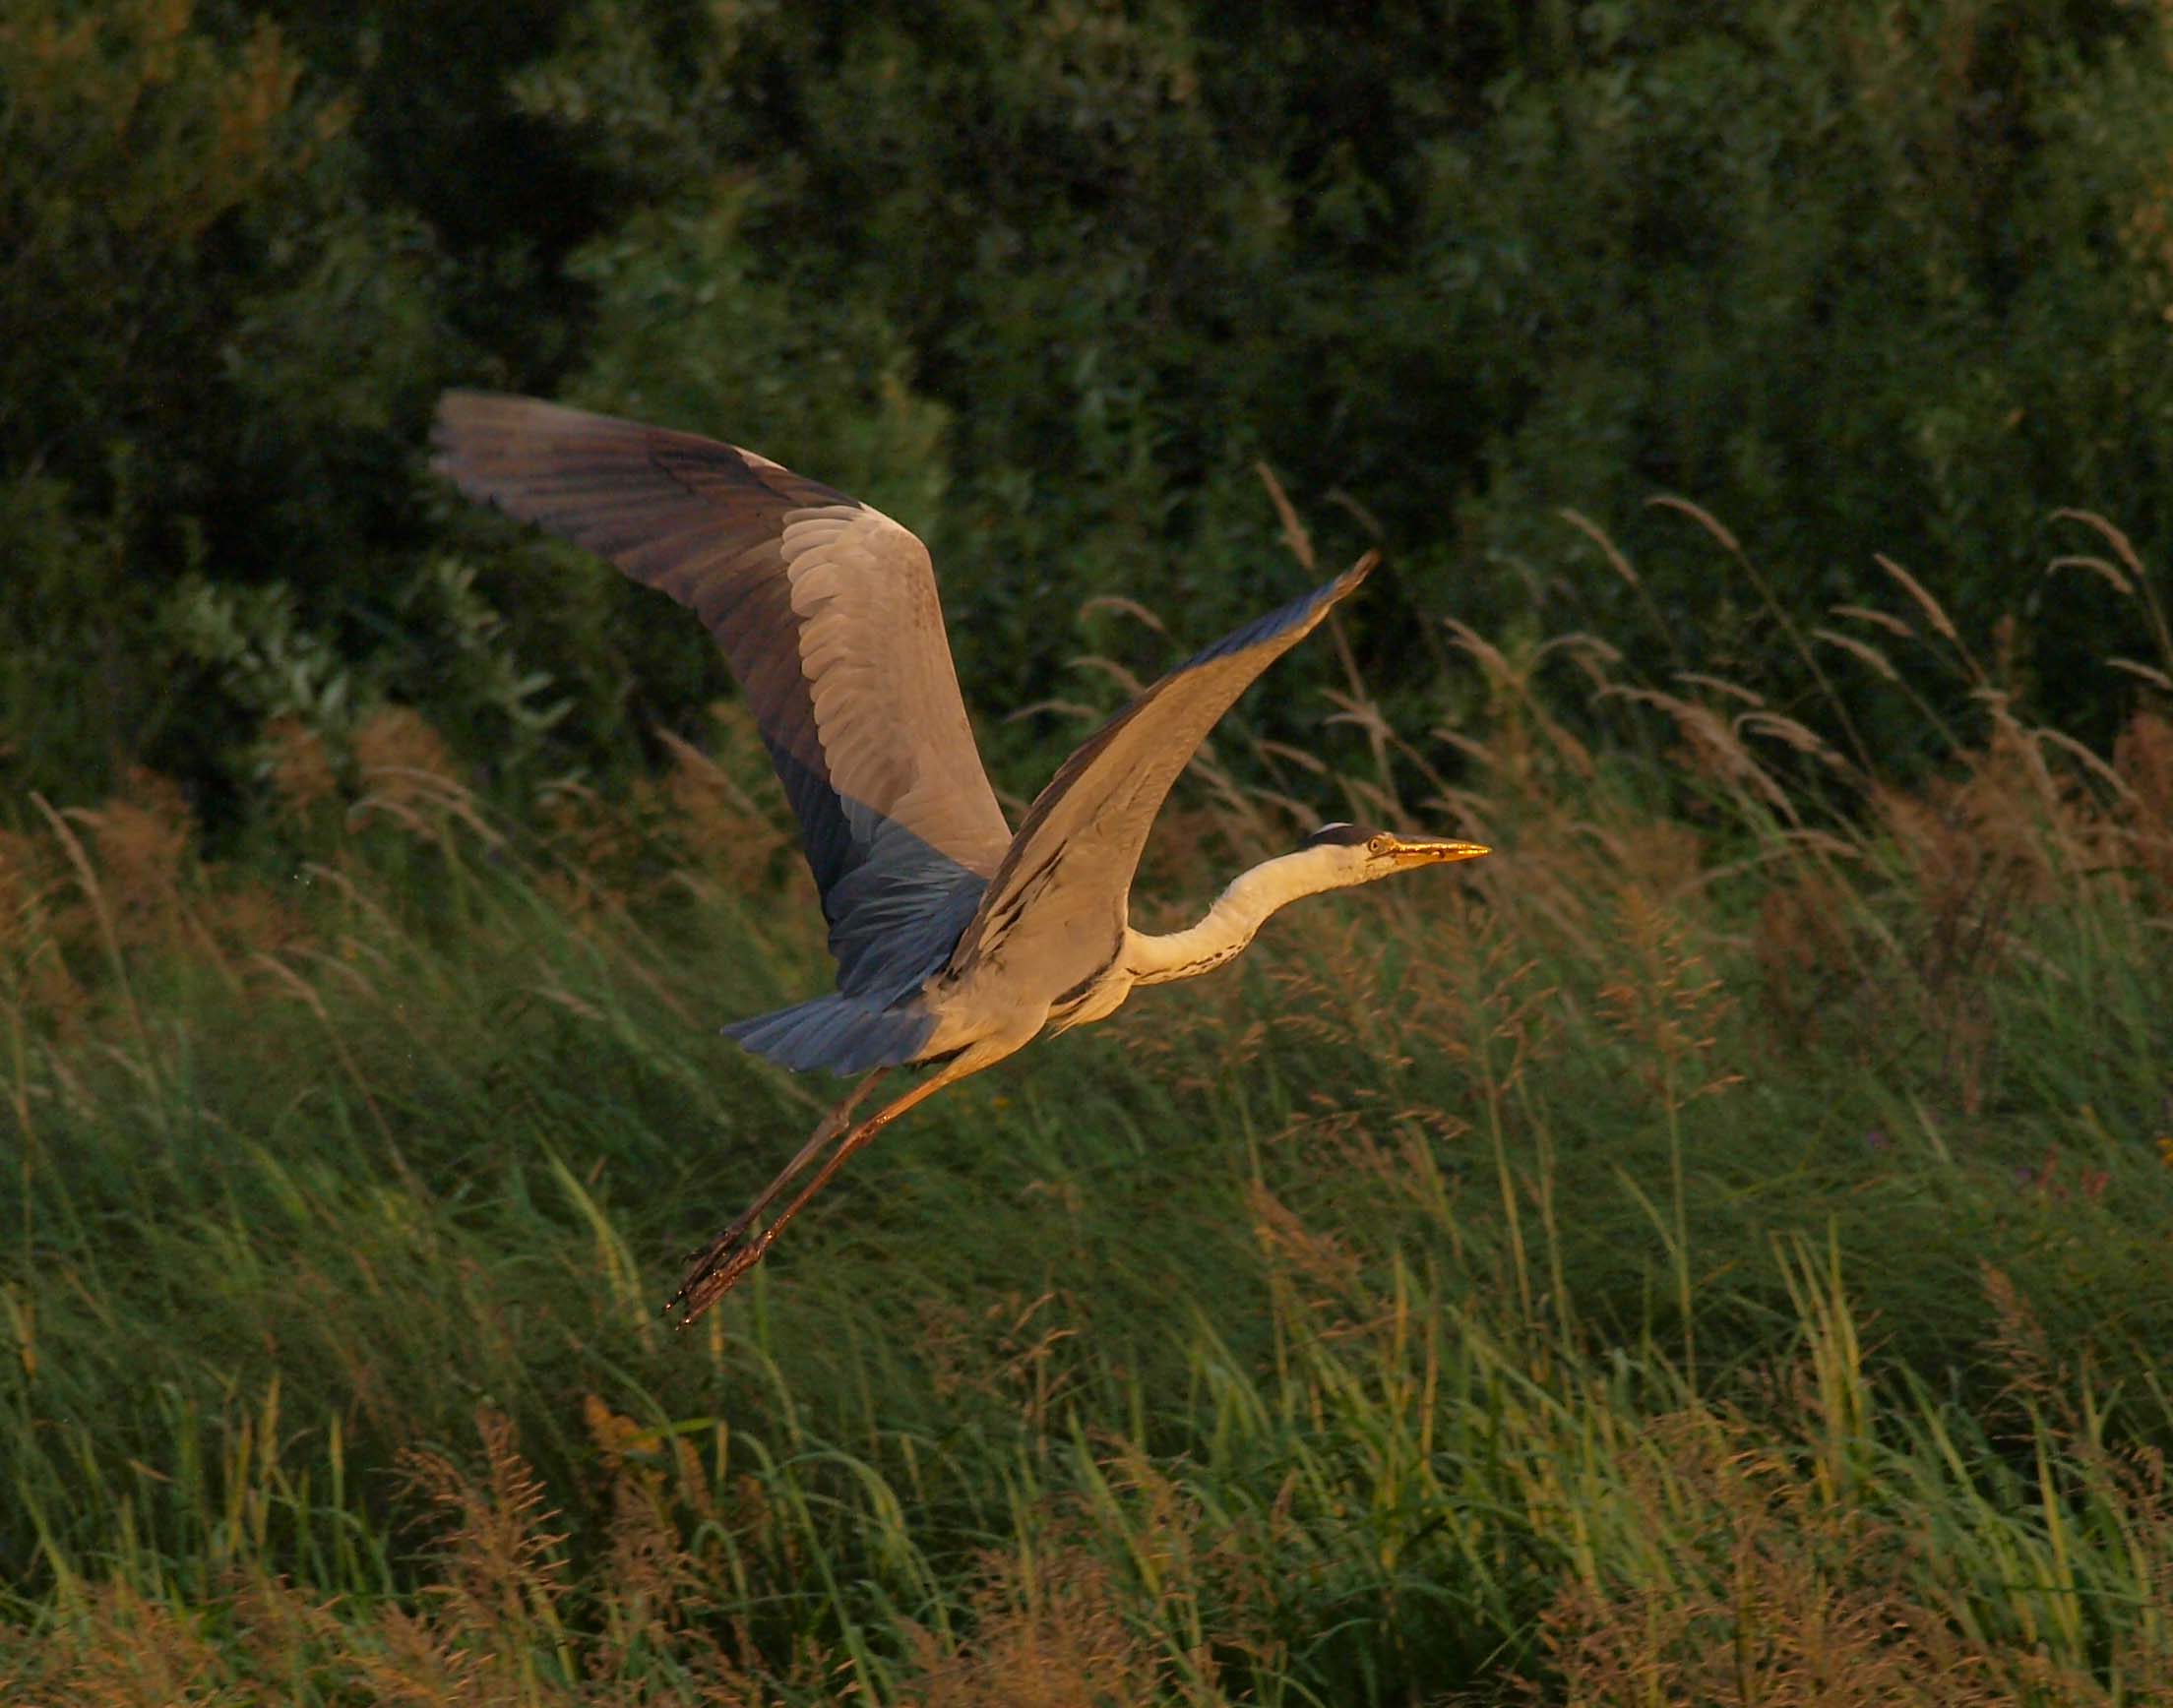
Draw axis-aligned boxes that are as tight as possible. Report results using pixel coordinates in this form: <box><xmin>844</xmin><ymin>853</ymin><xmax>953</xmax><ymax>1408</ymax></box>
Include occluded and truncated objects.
<box><xmin>1422</xmin><ymin>5</ymin><xmax>2173</xmax><ymax>742</ymax></box>
<box><xmin>6</xmin><ymin>0</ymin><xmax>2173</xmax><ymax>811</ymax></box>
<box><xmin>0</xmin><ymin>0</ymin><xmax>458</xmax><ymax>802</ymax></box>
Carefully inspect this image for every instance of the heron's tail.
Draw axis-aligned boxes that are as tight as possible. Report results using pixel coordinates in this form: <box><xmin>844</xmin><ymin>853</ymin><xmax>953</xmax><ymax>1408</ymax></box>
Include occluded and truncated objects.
<box><xmin>721</xmin><ymin>993</ymin><xmax>935</xmax><ymax>1074</ymax></box>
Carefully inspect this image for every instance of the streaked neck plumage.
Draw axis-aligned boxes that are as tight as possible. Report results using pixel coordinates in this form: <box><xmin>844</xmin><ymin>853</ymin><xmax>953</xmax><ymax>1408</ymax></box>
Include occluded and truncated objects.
<box><xmin>1125</xmin><ymin>844</ymin><xmax>1360</xmax><ymax>987</ymax></box>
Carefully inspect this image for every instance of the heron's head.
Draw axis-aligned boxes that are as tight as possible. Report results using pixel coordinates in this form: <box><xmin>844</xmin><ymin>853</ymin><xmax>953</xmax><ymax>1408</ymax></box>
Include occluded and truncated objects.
<box><xmin>1294</xmin><ymin>822</ymin><xmax>1490</xmax><ymax>887</ymax></box>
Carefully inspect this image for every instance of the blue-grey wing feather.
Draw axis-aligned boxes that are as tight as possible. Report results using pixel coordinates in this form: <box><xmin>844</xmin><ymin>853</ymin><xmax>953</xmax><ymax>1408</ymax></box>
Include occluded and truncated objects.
<box><xmin>720</xmin><ymin>991</ymin><xmax>941</xmax><ymax>1074</ymax></box>
<box><xmin>431</xmin><ymin>393</ymin><xmax>1012</xmax><ymax>1010</ymax></box>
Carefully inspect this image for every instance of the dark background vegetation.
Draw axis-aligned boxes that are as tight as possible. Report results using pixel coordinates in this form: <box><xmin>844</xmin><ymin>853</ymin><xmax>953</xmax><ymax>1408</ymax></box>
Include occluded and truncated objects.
<box><xmin>8</xmin><ymin>0</ymin><xmax>2173</xmax><ymax>826</ymax></box>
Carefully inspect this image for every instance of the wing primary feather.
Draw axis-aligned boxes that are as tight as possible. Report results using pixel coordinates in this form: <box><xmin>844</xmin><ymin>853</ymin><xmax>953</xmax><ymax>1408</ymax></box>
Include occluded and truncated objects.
<box><xmin>947</xmin><ymin>557</ymin><xmax>1376</xmax><ymax>993</ymax></box>
<box><xmin>431</xmin><ymin>393</ymin><xmax>1014</xmax><ymax>1002</ymax></box>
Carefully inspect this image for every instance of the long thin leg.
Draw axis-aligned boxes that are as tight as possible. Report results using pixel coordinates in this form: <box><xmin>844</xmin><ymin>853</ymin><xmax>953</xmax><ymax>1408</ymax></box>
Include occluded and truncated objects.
<box><xmin>665</xmin><ymin>1045</ymin><xmax>1006</xmax><ymax>1326</ymax></box>
<box><xmin>672</xmin><ymin>1068</ymin><xmax>889</xmax><ymax>1278</ymax></box>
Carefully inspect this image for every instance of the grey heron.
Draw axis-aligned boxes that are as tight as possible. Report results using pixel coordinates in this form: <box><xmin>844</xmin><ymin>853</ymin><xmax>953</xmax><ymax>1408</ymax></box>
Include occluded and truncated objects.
<box><xmin>431</xmin><ymin>394</ymin><xmax>1489</xmax><ymax>1323</ymax></box>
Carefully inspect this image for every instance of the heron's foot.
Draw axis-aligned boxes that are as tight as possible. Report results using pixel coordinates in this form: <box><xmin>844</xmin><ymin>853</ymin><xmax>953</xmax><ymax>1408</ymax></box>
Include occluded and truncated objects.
<box><xmin>662</xmin><ymin>1215</ymin><xmax>768</xmax><ymax>1328</ymax></box>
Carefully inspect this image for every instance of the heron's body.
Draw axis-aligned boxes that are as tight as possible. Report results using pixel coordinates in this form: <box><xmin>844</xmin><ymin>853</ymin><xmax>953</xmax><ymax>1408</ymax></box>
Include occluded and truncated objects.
<box><xmin>432</xmin><ymin>393</ymin><xmax>1488</xmax><ymax>1322</ymax></box>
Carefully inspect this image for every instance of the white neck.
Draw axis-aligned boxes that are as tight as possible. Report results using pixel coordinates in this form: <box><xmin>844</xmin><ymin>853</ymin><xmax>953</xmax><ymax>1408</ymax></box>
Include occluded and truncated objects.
<box><xmin>1126</xmin><ymin>845</ymin><xmax>1358</xmax><ymax>987</ymax></box>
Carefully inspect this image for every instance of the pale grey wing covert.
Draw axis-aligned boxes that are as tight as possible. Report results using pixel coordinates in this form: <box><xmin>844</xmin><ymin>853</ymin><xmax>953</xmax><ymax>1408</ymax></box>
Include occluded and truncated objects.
<box><xmin>429</xmin><ymin>395</ymin><xmax>1014</xmax><ymax>1030</ymax></box>
<box><xmin>948</xmin><ymin>555</ymin><xmax>1378</xmax><ymax>1001</ymax></box>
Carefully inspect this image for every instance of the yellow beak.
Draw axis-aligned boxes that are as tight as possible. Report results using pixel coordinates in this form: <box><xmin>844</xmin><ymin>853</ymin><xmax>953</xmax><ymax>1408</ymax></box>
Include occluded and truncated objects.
<box><xmin>1383</xmin><ymin>834</ymin><xmax>1490</xmax><ymax>866</ymax></box>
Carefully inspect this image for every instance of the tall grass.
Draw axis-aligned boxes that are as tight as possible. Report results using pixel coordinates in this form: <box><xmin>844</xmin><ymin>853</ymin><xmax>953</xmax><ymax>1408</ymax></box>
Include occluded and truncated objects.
<box><xmin>3</xmin><ymin>511</ymin><xmax>2172</xmax><ymax>1703</ymax></box>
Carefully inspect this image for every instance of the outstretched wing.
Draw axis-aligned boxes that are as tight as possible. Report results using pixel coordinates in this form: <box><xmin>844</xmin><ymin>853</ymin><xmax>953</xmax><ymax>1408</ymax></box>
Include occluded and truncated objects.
<box><xmin>431</xmin><ymin>393</ymin><xmax>1013</xmax><ymax>1000</ymax></box>
<box><xmin>946</xmin><ymin>555</ymin><xmax>1377</xmax><ymax>997</ymax></box>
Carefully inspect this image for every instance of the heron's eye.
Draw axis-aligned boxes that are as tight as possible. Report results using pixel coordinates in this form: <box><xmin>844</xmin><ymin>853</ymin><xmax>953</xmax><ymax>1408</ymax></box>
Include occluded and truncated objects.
<box><xmin>1368</xmin><ymin>834</ymin><xmax>1391</xmax><ymax>856</ymax></box>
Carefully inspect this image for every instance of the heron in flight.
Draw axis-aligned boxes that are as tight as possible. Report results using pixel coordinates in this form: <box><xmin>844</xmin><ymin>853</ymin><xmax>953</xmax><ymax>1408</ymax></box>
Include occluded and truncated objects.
<box><xmin>432</xmin><ymin>395</ymin><xmax>1489</xmax><ymax>1322</ymax></box>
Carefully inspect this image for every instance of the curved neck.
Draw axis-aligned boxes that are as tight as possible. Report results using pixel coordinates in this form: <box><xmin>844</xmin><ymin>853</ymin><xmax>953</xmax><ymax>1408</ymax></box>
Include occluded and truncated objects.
<box><xmin>1127</xmin><ymin>847</ymin><xmax>1351</xmax><ymax>987</ymax></box>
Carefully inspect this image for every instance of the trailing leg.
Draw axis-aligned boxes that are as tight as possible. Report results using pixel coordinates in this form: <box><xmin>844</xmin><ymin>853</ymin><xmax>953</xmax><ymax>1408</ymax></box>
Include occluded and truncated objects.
<box><xmin>667</xmin><ymin>1068</ymin><xmax>888</xmax><ymax>1303</ymax></box>
<box><xmin>665</xmin><ymin>1044</ymin><xmax>1009</xmax><ymax>1325</ymax></box>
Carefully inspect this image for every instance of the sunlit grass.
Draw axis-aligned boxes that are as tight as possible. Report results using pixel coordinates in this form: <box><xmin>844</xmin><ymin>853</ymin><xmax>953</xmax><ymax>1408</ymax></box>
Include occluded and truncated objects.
<box><xmin>3</xmin><ymin>512</ymin><xmax>2172</xmax><ymax>1702</ymax></box>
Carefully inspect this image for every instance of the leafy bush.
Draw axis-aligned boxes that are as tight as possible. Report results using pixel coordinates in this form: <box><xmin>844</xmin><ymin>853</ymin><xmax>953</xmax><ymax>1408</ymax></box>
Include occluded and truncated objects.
<box><xmin>7</xmin><ymin>0</ymin><xmax>2173</xmax><ymax>821</ymax></box>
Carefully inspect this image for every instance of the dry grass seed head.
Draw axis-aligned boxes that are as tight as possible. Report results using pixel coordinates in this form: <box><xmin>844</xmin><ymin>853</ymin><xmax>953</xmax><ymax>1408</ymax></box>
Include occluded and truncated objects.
<box><xmin>658</xmin><ymin>724</ymin><xmax>791</xmax><ymax>896</ymax></box>
<box><xmin>350</xmin><ymin>705</ymin><xmax>460</xmax><ymax>813</ymax></box>
<box><xmin>897</xmin><ymin>1544</ymin><xmax>1194</xmax><ymax>1708</ymax></box>
<box><xmin>85</xmin><ymin>765</ymin><xmax>195</xmax><ymax>948</ymax></box>
<box><xmin>222</xmin><ymin>1575</ymin><xmax>382</xmax><ymax>1695</ymax></box>
<box><xmin>341</xmin><ymin>1601</ymin><xmax>490</xmax><ymax>1706</ymax></box>
<box><xmin>1596</xmin><ymin>887</ymin><xmax>1741</xmax><ymax>1107</ymax></box>
<box><xmin>578</xmin><ymin>1394</ymin><xmax>744</xmax><ymax>1678</ymax></box>
<box><xmin>1873</xmin><ymin>716</ymin><xmax>2080</xmax><ymax>937</ymax></box>
<box><xmin>397</xmin><ymin>1406</ymin><xmax>570</xmax><ymax>1654</ymax></box>
<box><xmin>263</xmin><ymin>713</ymin><xmax>339</xmax><ymax>823</ymax></box>
<box><xmin>1245</xmin><ymin>1178</ymin><xmax>1384</xmax><ymax>1342</ymax></box>
<box><xmin>1442</xmin><ymin>618</ymin><xmax>1599</xmax><ymax>800</ymax></box>
<box><xmin>1977</xmin><ymin>1263</ymin><xmax>2063</xmax><ymax>1435</ymax></box>
<box><xmin>2115</xmin><ymin>710</ymin><xmax>2173</xmax><ymax>894</ymax></box>
<box><xmin>1608</xmin><ymin>816</ymin><xmax>1707</xmax><ymax>903</ymax></box>
<box><xmin>0</xmin><ymin>827</ymin><xmax>87</xmax><ymax>1030</ymax></box>
<box><xmin>1481</xmin><ymin>816</ymin><xmax>1615</xmax><ymax>957</ymax></box>
<box><xmin>1622</xmin><ymin>685</ymin><xmax>1797</xmax><ymax>818</ymax></box>
<box><xmin>1531</xmin><ymin>1408</ymin><xmax>2011</xmax><ymax>1708</ymax></box>
<box><xmin>1864</xmin><ymin>723</ymin><xmax>2109</xmax><ymax>1114</ymax></box>
<box><xmin>1071</xmin><ymin>1432</ymin><xmax>1289</xmax><ymax>1692</ymax></box>
<box><xmin>1752</xmin><ymin>868</ymin><xmax>1861</xmax><ymax>1040</ymax></box>
<box><xmin>346</xmin><ymin>706</ymin><xmax>511</xmax><ymax>864</ymax></box>
<box><xmin>1816</xmin><ymin>624</ymin><xmax>1905</xmax><ymax>682</ymax></box>
<box><xmin>912</xmin><ymin>1290</ymin><xmax>1086</xmax><ymax>1433</ymax></box>
<box><xmin>1285</xmin><ymin>1100</ymin><xmax>1471</xmax><ymax>1228</ymax></box>
<box><xmin>5</xmin><ymin>1578</ymin><xmax>227</xmax><ymax>1708</ymax></box>
<box><xmin>202</xmin><ymin>884</ymin><xmax>314</xmax><ymax>976</ymax></box>
<box><xmin>1257</xmin><ymin>912</ymin><xmax>1384</xmax><ymax>1061</ymax></box>
<box><xmin>1876</xmin><ymin>553</ymin><xmax>1966</xmax><ymax>652</ymax></box>
<box><xmin>0</xmin><ymin>826</ymin><xmax>49</xmax><ymax>958</ymax></box>
<box><xmin>533</xmin><ymin>774</ymin><xmax>658</xmax><ymax>920</ymax></box>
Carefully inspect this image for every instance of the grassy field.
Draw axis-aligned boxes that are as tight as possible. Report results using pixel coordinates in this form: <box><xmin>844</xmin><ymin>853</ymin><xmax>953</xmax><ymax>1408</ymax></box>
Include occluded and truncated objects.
<box><xmin>4</xmin><ymin>521</ymin><xmax>2173</xmax><ymax>1704</ymax></box>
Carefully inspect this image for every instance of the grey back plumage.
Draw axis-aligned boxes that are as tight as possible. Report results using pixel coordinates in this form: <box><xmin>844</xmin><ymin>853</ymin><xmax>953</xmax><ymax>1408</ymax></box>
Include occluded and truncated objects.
<box><xmin>430</xmin><ymin>394</ymin><xmax>1012</xmax><ymax>1003</ymax></box>
<box><xmin>945</xmin><ymin>556</ymin><xmax>1377</xmax><ymax>1000</ymax></box>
